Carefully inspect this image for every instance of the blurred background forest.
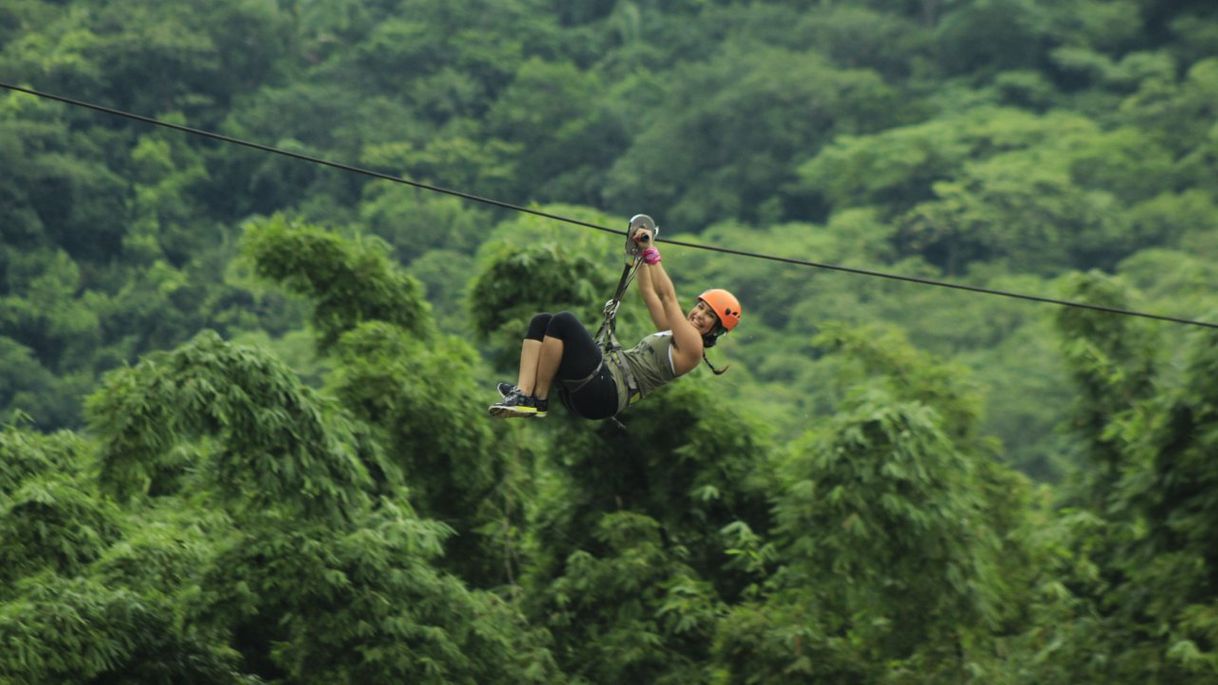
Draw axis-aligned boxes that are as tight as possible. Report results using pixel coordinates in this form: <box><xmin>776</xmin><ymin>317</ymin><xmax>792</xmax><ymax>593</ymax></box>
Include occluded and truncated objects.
<box><xmin>3</xmin><ymin>0</ymin><xmax>1218</xmax><ymax>682</ymax></box>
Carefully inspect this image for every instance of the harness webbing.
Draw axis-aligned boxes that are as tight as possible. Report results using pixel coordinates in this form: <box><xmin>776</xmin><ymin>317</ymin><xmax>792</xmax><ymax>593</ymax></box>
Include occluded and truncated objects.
<box><xmin>563</xmin><ymin>255</ymin><xmax>642</xmax><ymax>400</ymax></box>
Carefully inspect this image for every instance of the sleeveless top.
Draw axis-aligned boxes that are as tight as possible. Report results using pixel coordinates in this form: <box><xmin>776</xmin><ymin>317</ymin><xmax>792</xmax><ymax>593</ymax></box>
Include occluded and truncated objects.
<box><xmin>607</xmin><ymin>331</ymin><xmax>677</xmax><ymax>412</ymax></box>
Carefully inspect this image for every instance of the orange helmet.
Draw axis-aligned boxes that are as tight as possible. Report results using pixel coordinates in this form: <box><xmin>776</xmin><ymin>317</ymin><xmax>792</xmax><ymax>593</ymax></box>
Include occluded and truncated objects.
<box><xmin>697</xmin><ymin>289</ymin><xmax>741</xmax><ymax>332</ymax></box>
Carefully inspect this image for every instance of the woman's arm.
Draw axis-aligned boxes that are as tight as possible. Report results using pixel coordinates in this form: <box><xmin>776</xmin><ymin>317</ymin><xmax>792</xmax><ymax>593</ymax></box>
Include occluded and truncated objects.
<box><xmin>635</xmin><ymin>261</ymin><xmax>670</xmax><ymax>330</ymax></box>
<box><xmin>638</xmin><ymin>255</ymin><xmax>703</xmax><ymax>375</ymax></box>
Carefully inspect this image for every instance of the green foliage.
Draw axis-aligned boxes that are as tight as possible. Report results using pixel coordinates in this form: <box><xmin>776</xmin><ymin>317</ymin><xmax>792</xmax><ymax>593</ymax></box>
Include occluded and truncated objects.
<box><xmin>125</xmin><ymin>127</ymin><xmax>217</xmax><ymax>267</ymax></box>
<box><xmin>778</xmin><ymin>393</ymin><xmax>1004</xmax><ymax>653</ymax></box>
<box><xmin>1054</xmin><ymin>272</ymin><xmax>1158</xmax><ymax>500</ymax></box>
<box><xmin>526</xmin><ymin>379</ymin><xmax>773</xmax><ymax>592</ymax></box>
<box><xmin>357</xmin><ymin>183</ymin><xmax>492</xmax><ymax>263</ymax></box>
<box><xmin>604</xmin><ymin>45</ymin><xmax>901</xmax><ymax>228</ymax></box>
<box><xmin>0</xmin><ymin>248</ymin><xmax>101</xmax><ymax>371</ymax></box>
<box><xmin>88</xmin><ymin>330</ymin><xmax>373</xmax><ymax>522</ymax></box>
<box><xmin>1120</xmin><ymin>57</ymin><xmax>1218</xmax><ymax>155</ymax></box>
<box><xmin>241</xmin><ymin>213</ymin><xmax>435</xmax><ymax>350</ymax></box>
<box><xmin>899</xmin><ymin>148</ymin><xmax>1134</xmax><ymax>273</ymax></box>
<box><xmin>0</xmin><ymin>422</ymin><xmax>84</xmax><ymax>497</ymax></box>
<box><xmin>0</xmin><ymin>474</ymin><xmax>122</xmax><ymax>587</ymax></box>
<box><xmin>91</xmin><ymin>503</ymin><xmax>230</xmax><ymax>600</ymax></box>
<box><xmin>6</xmin><ymin>1</ymin><xmax>1218</xmax><ymax>681</ymax></box>
<box><xmin>469</xmin><ymin>210</ymin><xmax>612</xmax><ymax>367</ymax></box>
<box><xmin>543</xmin><ymin>512</ymin><xmax>720</xmax><ymax>685</ymax></box>
<box><xmin>705</xmin><ymin>325</ymin><xmax>1040</xmax><ymax>682</ymax></box>
<box><xmin>195</xmin><ymin>504</ymin><xmax>560</xmax><ymax>684</ymax></box>
<box><xmin>793</xmin><ymin>4</ymin><xmax>933</xmax><ymax>79</ymax></box>
<box><xmin>1113</xmin><ymin>327</ymin><xmax>1218</xmax><ymax>679</ymax></box>
<box><xmin>813</xmin><ymin>322</ymin><xmax>987</xmax><ymax>444</ymax></box>
<box><xmin>935</xmin><ymin>0</ymin><xmax>1054</xmax><ymax>77</ymax></box>
<box><xmin>328</xmin><ymin>321</ymin><xmax>519</xmax><ymax>583</ymax></box>
<box><xmin>0</xmin><ymin>574</ymin><xmax>251</xmax><ymax>684</ymax></box>
<box><xmin>486</xmin><ymin>58</ymin><xmax>625</xmax><ymax>203</ymax></box>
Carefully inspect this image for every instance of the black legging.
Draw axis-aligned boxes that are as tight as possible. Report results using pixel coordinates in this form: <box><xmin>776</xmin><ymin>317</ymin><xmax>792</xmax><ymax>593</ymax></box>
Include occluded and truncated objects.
<box><xmin>526</xmin><ymin>312</ymin><xmax>620</xmax><ymax>419</ymax></box>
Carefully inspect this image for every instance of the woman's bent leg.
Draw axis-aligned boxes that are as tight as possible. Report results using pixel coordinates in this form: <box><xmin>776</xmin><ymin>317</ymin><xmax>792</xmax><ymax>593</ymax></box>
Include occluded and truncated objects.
<box><xmin>535</xmin><ymin>312</ymin><xmax>602</xmax><ymax>400</ymax></box>
<box><xmin>516</xmin><ymin>340</ymin><xmax>542</xmax><ymax>394</ymax></box>
<box><xmin>515</xmin><ymin>314</ymin><xmax>552</xmax><ymax>394</ymax></box>
<box><xmin>534</xmin><ymin>336</ymin><xmax>564</xmax><ymax>400</ymax></box>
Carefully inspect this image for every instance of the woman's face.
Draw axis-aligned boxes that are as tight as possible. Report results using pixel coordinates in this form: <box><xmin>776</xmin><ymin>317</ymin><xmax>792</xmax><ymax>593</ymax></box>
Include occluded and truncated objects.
<box><xmin>687</xmin><ymin>300</ymin><xmax>719</xmax><ymax>335</ymax></box>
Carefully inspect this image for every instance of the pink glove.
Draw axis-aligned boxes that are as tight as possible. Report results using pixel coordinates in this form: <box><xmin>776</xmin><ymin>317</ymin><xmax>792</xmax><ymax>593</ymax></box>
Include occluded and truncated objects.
<box><xmin>642</xmin><ymin>247</ymin><xmax>661</xmax><ymax>265</ymax></box>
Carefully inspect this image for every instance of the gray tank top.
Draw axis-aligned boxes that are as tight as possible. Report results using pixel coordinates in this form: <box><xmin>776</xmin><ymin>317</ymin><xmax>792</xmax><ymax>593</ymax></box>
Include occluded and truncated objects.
<box><xmin>615</xmin><ymin>331</ymin><xmax>678</xmax><ymax>401</ymax></box>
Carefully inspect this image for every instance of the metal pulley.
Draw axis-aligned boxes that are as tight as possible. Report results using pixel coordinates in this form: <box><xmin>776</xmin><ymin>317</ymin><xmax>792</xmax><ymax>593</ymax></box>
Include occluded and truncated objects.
<box><xmin>624</xmin><ymin>214</ymin><xmax>658</xmax><ymax>257</ymax></box>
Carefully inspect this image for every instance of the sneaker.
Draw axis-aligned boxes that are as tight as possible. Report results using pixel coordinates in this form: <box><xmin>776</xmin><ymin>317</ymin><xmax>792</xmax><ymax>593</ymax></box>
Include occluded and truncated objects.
<box><xmin>489</xmin><ymin>390</ymin><xmax>548</xmax><ymax>418</ymax></box>
<box><xmin>497</xmin><ymin>382</ymin><xmax>517</xmax><ymax>398</ymax></box>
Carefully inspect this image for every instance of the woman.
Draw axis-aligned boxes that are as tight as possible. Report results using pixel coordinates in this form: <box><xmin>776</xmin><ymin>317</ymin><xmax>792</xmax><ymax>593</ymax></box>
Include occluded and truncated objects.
<box><xmin>489</xmin><ymin>228</ymin><xmax>741</xmax><ymax>419</ymax></box>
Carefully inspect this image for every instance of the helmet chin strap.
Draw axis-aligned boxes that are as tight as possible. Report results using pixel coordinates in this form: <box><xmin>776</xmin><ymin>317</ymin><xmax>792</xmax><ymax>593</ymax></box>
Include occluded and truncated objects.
<box><xmin>702</xmin><ymin>349</ymin><xmax>729</xmax><ymax>375</ymax></box>
<box><xmin>700</xmin><ymin>322</ymin><xmax>729</xmax><ymax>374</ymax></box>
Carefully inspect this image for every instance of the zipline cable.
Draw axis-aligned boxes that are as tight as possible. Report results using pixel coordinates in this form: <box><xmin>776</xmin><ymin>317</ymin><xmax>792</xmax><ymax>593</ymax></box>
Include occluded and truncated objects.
<box><xmin>4</xmin><ymin>80</ymin><xmax>1217</xmax><ymax>331</ymax></box>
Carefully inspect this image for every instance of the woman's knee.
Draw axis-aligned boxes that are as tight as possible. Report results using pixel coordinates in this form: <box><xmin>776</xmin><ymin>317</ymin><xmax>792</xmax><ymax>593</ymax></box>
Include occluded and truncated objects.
<box><xmin>546</xmin><ymin>311</ymin><xmax>582</xmax><ymax>340</ymax></box>
<box><xmin>526</xmin><ymin>313</ymin><xmax>553</xmax><ymax>341</ymax></box>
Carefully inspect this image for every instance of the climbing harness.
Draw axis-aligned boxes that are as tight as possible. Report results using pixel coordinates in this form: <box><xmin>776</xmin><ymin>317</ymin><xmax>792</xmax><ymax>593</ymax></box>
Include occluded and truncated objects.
<box><xmin>558</xmin><ymin>214</ymin><xmax>658</xmax><ymax>423</ymax></box>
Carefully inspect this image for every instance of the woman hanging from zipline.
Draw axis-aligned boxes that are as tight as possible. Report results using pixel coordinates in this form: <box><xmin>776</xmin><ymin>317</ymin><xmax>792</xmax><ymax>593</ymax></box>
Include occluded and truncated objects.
<box><xmin>489</xmin><ymin>222</ymin><xmax>741</xmax><ymax>420</ymax></box>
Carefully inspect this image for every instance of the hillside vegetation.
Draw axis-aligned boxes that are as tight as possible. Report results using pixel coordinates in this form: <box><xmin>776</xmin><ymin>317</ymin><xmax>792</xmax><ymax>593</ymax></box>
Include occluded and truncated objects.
<box><xmin>3</xmin><ymin>1</ymin><xmax>1218</xmax><ymax>682</ymax></box>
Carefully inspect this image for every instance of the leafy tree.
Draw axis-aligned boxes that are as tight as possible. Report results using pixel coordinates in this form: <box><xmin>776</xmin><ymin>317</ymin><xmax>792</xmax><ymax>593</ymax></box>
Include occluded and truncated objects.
<box><xmin>0</xmin><ymin>474</ymin><xmax>122</xmax><ymax>587</ymax></box>
<box><xmin>468</xmin><ymin>208</ymin><xmax>615</xmax><ymax>368</ymax></box>
<box><xmin>193</xmin><ymin>505</ymin><xmax>561</xmax><ymax>684</ymax></box>
<box><xmin>0</xmin><ymin>421</ymin><xmax>248</xmax><ymax>683</ymax></box>
<box><xmin>1111</xmin><ymin>326</ymin><xmax>1218</xmax><ymax>681</ymax></box>
<box><xmin>327</xmin><ymin>321</ymin><xmax>525</xmax><ymax>583</ymax></box>
<box><xmin>539</xmin><ymin>512</ymin><xmax>721</xmax><ymax>684</ymax></box>
<box><xmin>0</xmin><ymin>574</ymin><xmax>251</xmax><ymax>684</ymax></box>
<box><xmin>603</xmin><ymin>45</ymin><xmax>901</xmax><ymax>228</ymax></box>
<box><xmin>0</xmin><ymin>422</ymin><xmax>83</xmax><ymax>497</ymax></box>
<box><xmin>1129</xmin><ymin>190</ymin><xmax>1218</xmax><ymax>250</ymax></box>
<box><xmin>0</xmin><ymin>337</ymin><xmax>80</xmax><ymax>427</ymax></box>
<box><xmin>0</xmin><ymin>95</ymin><xmax>128</xmax><ymax>262</ymax></box>
<box><xmin>792</xmin><ymin>3</ymin><xmax>934</xmax><ymax>79</ymax></box>
<box><xmin>897</xmin><ymin>146</ymin><xmax>1133</xmax><ymax>274</ymax></box>
<box><xmin>7</xmin><ymin>2</ymin><xmax>291</xmax><ymax>117</ymax></box>
<box><xmin>241</xmin><ymin>213</ymin><xmax>435</xmax><ymax>350</ymax></box>
<box><xmin>243</xmin><ymin>216</ymin><xmax>535</xmax><ymax>583</ymax></box>
<box><xmin>125</xmin><ymin>127</ymin><xmax>218</xmax><ymax>267</ymax></box>
<box><xmin>1119</xmin><ymin>57</ymin><xmax>1218</xmax><ymax>155</ymax></box>
<box><xmin>526</xmin><ymin>381</ymin><xmax>773</xmax><ymax>595</ymax></box>
<box><xmin>935</xmin><ymin>0</ymin><xmax>1054</xmax><ymax>78</ymax></box>
<box><xmin>795</xmin><ymin>107</ymin><xmax>1092</xmax><ymax>219</ymax></box>
<box><xmin>486</xmin><ymin>58</ymin><xmax>626</xmax><ymax>205</ymax></box>
<box><xmin>718</xmin><ymin>391</ymin><xmax>1007</xmax><ymax>682</ymax></box>
<box><xmin>1053</xmin><ymin>271</ymin><xmax>1158</xmax><ymax>505</ymax></box>
<box><xmin>511</xmin><ymin>366</ymin><xmax>773</xmax><ymax>682</ymax></box>
<box><xmin>0</xmin><ymin>424</ymin><xmax>114</xmax><ymax>589</ymax></box>
<box><xmin>711</xmin><ymin>320</ymin><xmax>1035</xmax><ymax>682</ymax></box>
<box><xmin>0</xmin><ymin>248</ymin><xmax>102</xmax><ymax>372</ymax></box>
<box><xmin>1027</xmin><ymin>271</ymin><xmax>1218</xmax><ymax>683</ymax></box>
<box><xmin>87</xmin><ymin>329</ymin><xmax>375</xmax><ymax>522</ymax></box>
<box><xmin>356</xmin><ymin>182</ymin><xmax>493</xmax><ymax>263</ymax></box>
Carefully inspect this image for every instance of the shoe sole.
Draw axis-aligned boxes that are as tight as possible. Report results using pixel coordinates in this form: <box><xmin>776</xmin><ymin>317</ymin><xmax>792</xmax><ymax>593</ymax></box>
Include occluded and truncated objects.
<box><xmin>489</xmin><ymin>404</ymin><xmax>537</xmax><ymax>418</ymax></box>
